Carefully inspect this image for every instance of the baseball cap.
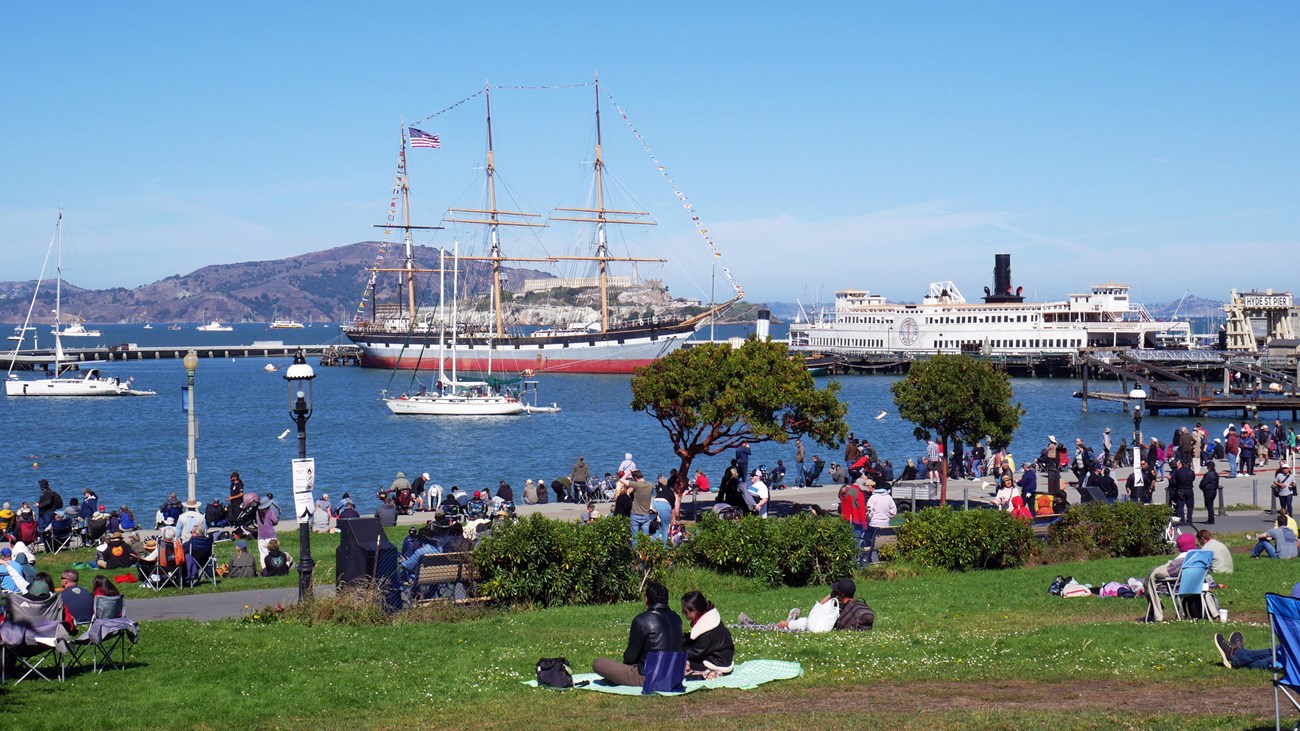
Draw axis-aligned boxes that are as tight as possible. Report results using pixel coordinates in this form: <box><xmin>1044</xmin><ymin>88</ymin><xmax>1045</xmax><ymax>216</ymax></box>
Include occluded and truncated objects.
<box><xmin>831</xmin><ymin>578</ymin><xmax>856</xmax><ymax>599</ymax></box>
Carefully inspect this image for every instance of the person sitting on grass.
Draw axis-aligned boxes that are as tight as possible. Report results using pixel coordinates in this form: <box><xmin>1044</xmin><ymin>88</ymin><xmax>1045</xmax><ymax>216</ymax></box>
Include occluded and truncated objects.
<box><xmin>681</xmin><ymin>591</ymin><xmax>734</xmax><ymax>679</ymax></box>
<box><xmin>1249</xmin><ymin>514</ymin><xmax>1297</xmax><ymax>559</ymax></box>
<box><xmin>1197</xmin><ymin>529</ymin><xmax>1233</xmax><ymax>575</ymax></box>
<box><xmin>97</xmin><ymin>531</ymin><xmax>138</xmax><ymax>570</ymax></box>
<box><xmin>261</xmin><ymin>539</ymin><xmax>294</xmax><ymax>577</ymax></box>
<box><xmin>227</xmin><ymin>539</ymin><xmax>258</xmax><ymax>579</ymax></box>
<box><xmin>592</xmin><ymin>580</ymin><xmax>683</xmax><ymax>687</ymax></box>
<box><xmin>737</xmin><ymin>578</ymin><xmax>874</xmax><ymax>632</ymax></box>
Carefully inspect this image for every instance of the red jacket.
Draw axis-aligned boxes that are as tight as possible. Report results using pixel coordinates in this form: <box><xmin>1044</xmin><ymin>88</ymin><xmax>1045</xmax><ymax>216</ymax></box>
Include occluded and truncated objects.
<box><xmin>839</xmin><ymin>484</ymin><xmax>867</xmax><ymax>527</ymax></box>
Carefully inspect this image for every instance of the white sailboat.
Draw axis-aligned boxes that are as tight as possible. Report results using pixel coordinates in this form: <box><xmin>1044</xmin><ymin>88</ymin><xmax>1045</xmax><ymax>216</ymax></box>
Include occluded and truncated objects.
<box><xmin>384</xmin><ymin>241</ymin><xmax>527</xmax><ymax>416</ymax></box>
<box><xmin>54</xmin><ymin>321</ymin><xmax>101</xmax><ymax>338</ymax></box>
<box><xmin>5</xmin><ymin>211</ymin><xmax>155</xmax><ymax>397</ymax></box>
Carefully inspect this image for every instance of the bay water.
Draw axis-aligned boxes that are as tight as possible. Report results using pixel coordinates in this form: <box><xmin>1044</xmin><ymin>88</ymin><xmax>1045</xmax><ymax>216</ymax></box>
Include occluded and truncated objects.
<box><xmin>0</xmin><ymin>323</ymin><xmax>1278</xmax><ymax>515</ymax></box>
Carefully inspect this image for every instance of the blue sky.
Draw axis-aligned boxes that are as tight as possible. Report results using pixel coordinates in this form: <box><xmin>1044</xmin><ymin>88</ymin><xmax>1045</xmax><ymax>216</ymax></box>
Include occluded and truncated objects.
<box><xmin>2</xmin><ymin>2</ymin><xmax>1298</xmax><ymax>306</ymax></box>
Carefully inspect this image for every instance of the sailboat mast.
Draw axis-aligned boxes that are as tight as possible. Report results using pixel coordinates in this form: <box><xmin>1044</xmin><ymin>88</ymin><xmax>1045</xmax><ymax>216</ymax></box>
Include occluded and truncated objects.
<box><xmin>593</xmin><ymin>76</ymin><xmax>611</xmax><ymax>332</ymax></box>
<box><xmin>54</xmin><ymin>209</ymin><xmax>64</xmax><ymax>376</ymax></box>
<box><xmin>485</xmin><ymin>85</ymin><xmax>506</xmax><ymax>339</ymax></box>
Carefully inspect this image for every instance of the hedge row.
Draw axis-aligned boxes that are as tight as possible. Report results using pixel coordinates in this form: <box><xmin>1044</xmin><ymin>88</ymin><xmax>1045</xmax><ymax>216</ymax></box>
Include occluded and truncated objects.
<box><xmin>473</xmin><ymin>511</ymin><xmax>858</xmax><ymax>607</ymax></box>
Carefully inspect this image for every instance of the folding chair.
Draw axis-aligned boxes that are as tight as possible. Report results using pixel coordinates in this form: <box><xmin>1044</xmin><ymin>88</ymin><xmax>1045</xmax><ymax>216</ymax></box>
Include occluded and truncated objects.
<box><xmin>68</xmin><ymin>597</ymin><xmax>137</xmax><ymax>674</ymax></box>
<box><xmin>185</xmin><ymin>535</ymin><xmax>217</xmax><ymax>587</ymax></box>
<box><xmin>142</xmin><ymin>540</ymin><xmax>187</xmax><ymax>591</ymax></box>
<box><xmin>1</xmin><ymin>593</ymin><xmax>72</xmax><ymax>683</ymax></box>
<box><xmin>1157</xmin><ymin>549</ymin><xmax>1216</xmax><ymax>621</ymax></box>
<box><xmin>44</xmin><ymin>522</ymin><xmax>77</xmax><ymax>554</ymax></box>
<box><xmin>1267</xmin><ymin>593</ymin><xmax>1300</xmax><ymax>731</ymax></box>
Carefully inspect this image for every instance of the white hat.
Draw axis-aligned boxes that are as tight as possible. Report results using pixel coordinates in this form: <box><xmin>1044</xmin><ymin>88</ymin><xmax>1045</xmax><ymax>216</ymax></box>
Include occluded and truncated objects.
<box><xmin>1048</xmin><ymin>435</ymin><xmax>1057</xmax><ymax>444</ymax></box>
<box><xmin>423</xmin><ymin>473</ymin><xmax>430</xmax><ymax>480</ymax></box>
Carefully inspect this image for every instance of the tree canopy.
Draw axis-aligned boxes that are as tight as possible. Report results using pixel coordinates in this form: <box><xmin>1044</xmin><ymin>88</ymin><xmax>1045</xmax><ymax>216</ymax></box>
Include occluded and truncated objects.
<box><xmin>630</xmin><ymin>338</ymin><xmax>848</xmax><ymax>486</ymax></box>
<box><xmin>890</xmin><ymin>354</ymin><xmax>1023</xmax><ymax>503</ymax></box>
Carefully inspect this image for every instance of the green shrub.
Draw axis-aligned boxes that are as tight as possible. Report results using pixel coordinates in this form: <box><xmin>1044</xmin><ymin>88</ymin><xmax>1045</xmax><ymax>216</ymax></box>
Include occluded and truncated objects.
<box><xmin>473</xmin><ymin>514</ymin><xmax>641</xmax><ymax>607</ymax></box>
<box><xmin>681</xmin><ymin>511</ymin><xmax>858</xmax><ymax>587</ymax></box>
<box><xmin>1048</xmin><ymin>501</ymin><xmax>1173</xmax><ymax>558</ymax></box>
<box><xmin>894</xmin><ymin>507</ymin><xmax>1034</xmax><ymax>571</ymax></box>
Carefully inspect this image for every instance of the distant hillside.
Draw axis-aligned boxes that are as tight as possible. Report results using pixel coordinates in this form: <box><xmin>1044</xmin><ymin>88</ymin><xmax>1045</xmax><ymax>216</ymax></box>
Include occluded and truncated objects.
<box><xmin>0</xmin><ymin>242</ymin><xmax>553</xmax><ymax>325</ymax></box>
<box><xmin>0</xmin><ymin>242</ymin><xmax>718</xmax><ymax>327</ymax></box>
<box><xmin>1145</xmin><ymin>295</ymin><xmax>1224</xmax><ymax>319</ymax></box>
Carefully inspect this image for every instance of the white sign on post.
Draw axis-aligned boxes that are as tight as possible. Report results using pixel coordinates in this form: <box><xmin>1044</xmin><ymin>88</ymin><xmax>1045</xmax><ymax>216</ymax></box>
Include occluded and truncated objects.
<box><xmin>292</xmin><ymin>458</ymin><xmax>316</xmax><ymax>526</ymax></box>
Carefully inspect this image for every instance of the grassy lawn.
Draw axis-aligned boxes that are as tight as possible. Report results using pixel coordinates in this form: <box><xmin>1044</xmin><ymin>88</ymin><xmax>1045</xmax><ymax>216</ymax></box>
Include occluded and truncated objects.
<box><xmin>3</xmin><ymin>546</ymin><xmax>1293</xmax><ymax>730</ymax></box>
<box><xmin>26</xmin><ymin>525</ymin><xmax>417</xmax><ymax>598</ymax></box>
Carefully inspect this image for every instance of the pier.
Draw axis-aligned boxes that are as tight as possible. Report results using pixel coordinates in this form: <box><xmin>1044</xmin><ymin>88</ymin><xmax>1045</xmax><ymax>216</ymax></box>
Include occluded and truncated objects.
<box><xmin>1078</xmin><ymin>349</ymin><xmax>1300</xmax><ymax>418</ymax></box>
<box><xmin>4</xmin><ymin>342</ymin><xmax>361</xmax><ymax>371</ymax></box>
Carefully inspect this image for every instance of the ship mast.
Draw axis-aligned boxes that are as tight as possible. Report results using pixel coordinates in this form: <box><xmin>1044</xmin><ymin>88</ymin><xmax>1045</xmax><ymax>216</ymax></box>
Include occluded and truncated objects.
<box><xmin>550</xmin><ymin>73</ymin><xmax>664</xmax><ymax>333</ymax></box>
<box><xmin>370</xmin><ymin>126</ymin><xmax>444</xmax><ymax>328</ymax></box>
<box><xmin>447</xmin><ymin>83</ymin><xmax>551</xmax><ymax>339</ymax></box>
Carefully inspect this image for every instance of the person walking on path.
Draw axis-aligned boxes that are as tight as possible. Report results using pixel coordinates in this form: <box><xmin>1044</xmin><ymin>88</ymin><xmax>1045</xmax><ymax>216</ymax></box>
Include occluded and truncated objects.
<box><xmin>1273</xmin><ymin>463</ymin><xmax>1296</xmax><ymax>516</ymax></box>
<box><xmin>1199</xmin><ymin>460</ymin><xmax>1221</xmax><ymax>524</ymax></box>
<box><xmin>1225</xmin><ymin>426</ymin><xmax>1240</xmax><ymax>479</ymax></box>
<box><xmin>255</xmin><ymin>493</ymin><xmax>281</xmax><ymax>569</ymax></box>
<box><xmin>1169</xmin><ymin>459</ymin><xmax>1196</xmax><ymax>524</ymax></box>
<box><xmin>628</xmin><ymin>470</ymin><xmax>655</xmax><ymax>538</ymax></box>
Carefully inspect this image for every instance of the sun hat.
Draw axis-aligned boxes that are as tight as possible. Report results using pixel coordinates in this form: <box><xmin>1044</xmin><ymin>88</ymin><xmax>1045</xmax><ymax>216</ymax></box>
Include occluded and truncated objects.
<box><xmin>1048</xmin><ymin>436</ymin><xmax>1057</xmax><ymax>444</ymax></box>
<box><xmin>259</xmin><ymin>495</ymin><xmax>274</xmax><ymax>509</ymax></box>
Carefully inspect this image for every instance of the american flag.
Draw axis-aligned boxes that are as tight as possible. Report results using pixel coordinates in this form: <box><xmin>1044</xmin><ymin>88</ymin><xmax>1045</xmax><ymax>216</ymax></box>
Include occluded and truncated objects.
<box><xmin>409</xmin><ymin>128</ymin><xmax>441</xmax><ymax>148</ymax></box>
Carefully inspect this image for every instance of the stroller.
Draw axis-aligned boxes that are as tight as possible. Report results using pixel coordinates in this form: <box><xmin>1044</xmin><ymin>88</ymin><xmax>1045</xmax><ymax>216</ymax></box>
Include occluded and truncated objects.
<box><xmin>394</xmin><ymin>487</ymin><xmax>416</xmax><ymax>516</ymax></box>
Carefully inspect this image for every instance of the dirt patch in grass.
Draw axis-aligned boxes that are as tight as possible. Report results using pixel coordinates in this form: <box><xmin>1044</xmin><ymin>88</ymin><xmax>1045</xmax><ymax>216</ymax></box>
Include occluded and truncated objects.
<box><xmin>675</xmin><ymin>679</ymin><xmax>1271</xmax><ymax>718</ymax></box>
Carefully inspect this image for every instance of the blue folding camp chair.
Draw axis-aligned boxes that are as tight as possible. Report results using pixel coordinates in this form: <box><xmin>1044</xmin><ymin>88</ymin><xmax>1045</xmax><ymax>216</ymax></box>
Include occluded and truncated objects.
<box><xmin>1157</xmin><ymin>549</ymin><xmax>1215</xmax><ymax>620</ymax></box>
<box><xmin>1266</xmin><ymin>592</ymin><xmax>1300</xmax><ymax>731</ymax></box>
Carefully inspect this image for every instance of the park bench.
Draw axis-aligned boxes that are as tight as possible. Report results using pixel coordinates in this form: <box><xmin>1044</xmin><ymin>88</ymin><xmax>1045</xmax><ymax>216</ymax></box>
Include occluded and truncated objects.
<box><xmin>407</xmin><ymin>552</ymin><xmax>485</xmax><ymax>607</ymax></box>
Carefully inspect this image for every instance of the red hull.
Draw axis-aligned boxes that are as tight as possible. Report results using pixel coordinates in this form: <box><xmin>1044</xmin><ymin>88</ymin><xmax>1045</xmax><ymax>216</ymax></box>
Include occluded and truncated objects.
<box><xmin>358</xmin><ymin>353</ymin><xmax>659</xmax><ymax>375</ymax></box>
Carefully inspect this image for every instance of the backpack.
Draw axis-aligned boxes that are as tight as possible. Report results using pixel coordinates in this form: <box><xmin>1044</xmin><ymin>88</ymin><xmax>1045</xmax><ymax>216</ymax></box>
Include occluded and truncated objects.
<box><xmin>536</xmin><ymin>657</ymin><xmax>573</xmax><ymax>689</ymax></box>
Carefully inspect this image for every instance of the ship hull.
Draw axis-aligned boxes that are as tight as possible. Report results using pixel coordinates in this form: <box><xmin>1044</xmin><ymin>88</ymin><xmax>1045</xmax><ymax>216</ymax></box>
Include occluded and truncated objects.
<box><xmin>345</xmin><ymin>321</ymin><xmax>698</xmax><ymax>374</ymax></box>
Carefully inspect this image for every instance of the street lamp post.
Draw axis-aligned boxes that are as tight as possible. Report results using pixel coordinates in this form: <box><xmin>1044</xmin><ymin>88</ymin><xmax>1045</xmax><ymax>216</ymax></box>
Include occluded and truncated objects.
<box><xmin>284</xmin><ymin>350</ymin><xmax>316</xmax><ymax>601</ymax></box>
<box><xmin>1129</xmin><ymin>386</ymin><xmax>1147</xmax><ymax>499</ymax></box>
<box><xmin>183</xmin><ymin>350</ymin><xmax>199</xmax><ymax>507</ymax></box>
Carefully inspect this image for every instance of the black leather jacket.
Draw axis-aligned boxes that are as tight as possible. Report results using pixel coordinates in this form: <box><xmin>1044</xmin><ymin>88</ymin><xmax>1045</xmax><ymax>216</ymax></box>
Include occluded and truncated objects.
<box><xmin>623</xmin><ymin>603</ymin><xmax>683</xmax><ymax>671</ymax></box>
<box><xmin>1200</xmin><ymin>470</ymin><xmax>1221</xmax><ymax>494</ymax></box>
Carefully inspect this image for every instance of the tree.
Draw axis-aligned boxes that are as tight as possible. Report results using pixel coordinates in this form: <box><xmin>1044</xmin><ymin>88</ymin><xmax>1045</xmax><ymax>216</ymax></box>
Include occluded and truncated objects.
<box><xmin>630</xmin><ymin>338</ymin><xmax>848</xmax><ymax>491</ymax></box>
<box><xmin>890</xmin><ymin>354</ymin><xmax>1023</xmax><ymax>505</ymax></box>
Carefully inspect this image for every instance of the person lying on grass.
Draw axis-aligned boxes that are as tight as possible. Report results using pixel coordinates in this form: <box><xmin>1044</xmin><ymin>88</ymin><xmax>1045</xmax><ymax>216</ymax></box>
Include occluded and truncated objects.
<box><xmin>736</xmin><ymin>578</ymin><xmax>874</xmax><ymax>633</ymax></box>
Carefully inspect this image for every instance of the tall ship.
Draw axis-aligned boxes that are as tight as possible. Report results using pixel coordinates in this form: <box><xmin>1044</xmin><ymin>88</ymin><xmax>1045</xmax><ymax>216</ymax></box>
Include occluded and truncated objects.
<box><xmin>788</xmin><ymin>254</ymin><xmax>1190</xmax><ymax>358</ymax></box>
<box><xmin>342</xmin><ymin>78</ymin><xmax>739</xmax><ymax>374</ymax></box>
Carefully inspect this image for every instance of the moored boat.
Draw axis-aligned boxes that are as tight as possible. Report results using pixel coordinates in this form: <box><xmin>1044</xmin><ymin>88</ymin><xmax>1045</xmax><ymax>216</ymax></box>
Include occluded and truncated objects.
<box><xmin>788</xmin><ymin>254</ymin><xmax>1190</xmax><ymax>358</ymax></box>
<box><xmin>343</xmin><ymin>78</ymin><xmax>739</xmax><ymax>374</ymax></box>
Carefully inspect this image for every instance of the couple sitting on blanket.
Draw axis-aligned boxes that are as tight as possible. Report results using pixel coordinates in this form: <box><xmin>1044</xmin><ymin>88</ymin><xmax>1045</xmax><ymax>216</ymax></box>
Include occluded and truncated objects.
<box><xmin>593</xmin><ymin>581</ymin><xmax>736</xmax><ymax>687</ymax></box>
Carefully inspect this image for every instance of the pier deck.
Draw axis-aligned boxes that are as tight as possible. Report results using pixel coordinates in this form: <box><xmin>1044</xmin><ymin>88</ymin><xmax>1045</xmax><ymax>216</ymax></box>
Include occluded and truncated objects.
<box><xmin>4</xmin><ymin>343</ymin><xmax>360</xmax><ymax>370</ymax></box>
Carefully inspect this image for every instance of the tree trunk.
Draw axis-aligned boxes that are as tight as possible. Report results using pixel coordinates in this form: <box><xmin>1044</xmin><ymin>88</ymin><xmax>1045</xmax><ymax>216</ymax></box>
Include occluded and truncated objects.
<box><xmin>940</xmin><ymin>434</ymin><xmax>949</xmax><ymax>506</ymax></box>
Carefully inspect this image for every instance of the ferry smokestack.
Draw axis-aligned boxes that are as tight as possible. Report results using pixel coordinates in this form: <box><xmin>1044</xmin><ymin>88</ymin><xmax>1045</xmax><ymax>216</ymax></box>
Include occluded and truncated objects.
<box><xmin>983</xmin><ymin>253</ymin><xmax>1025</xmax><ymax>304</ymax></box>
<box><xmin>756</xmin><ymin>309</ymin><xmax>771</xmax><ymax>340</ymax></box>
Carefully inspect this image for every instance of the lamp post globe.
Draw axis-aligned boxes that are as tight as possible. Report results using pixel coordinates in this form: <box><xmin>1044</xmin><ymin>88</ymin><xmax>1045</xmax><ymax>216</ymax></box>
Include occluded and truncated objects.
<box><xmin>284</xmin><ymin>350</ymin><xmax>317</xmax><ymax>600</ymax></box>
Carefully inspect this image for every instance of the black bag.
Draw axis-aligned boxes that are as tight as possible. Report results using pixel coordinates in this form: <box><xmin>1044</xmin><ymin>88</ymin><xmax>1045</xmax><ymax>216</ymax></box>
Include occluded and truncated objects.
<box><xmin>536</xmin><ymin>657</ymin><xmax>573</xmax><ymax>689</ymax></box>
<box><xmin>648</xmin><ymin>515</ymin><xmax>661</xmax><ymax>534</ymax></box>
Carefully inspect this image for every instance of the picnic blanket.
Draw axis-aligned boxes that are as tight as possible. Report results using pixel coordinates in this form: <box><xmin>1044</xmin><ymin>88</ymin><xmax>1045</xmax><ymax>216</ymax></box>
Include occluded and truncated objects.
<box><xmin>524</xmin><ymin>659</ymin><xmax>803</xmax><ymax>695</ymax></box>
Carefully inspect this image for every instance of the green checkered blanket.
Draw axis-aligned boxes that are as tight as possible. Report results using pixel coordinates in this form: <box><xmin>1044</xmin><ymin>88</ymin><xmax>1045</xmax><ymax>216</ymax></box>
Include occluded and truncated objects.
<box><xmin>524</xmin><ymin>659</ymin><xmax>803</xmax><ymax>695</ymax></box>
